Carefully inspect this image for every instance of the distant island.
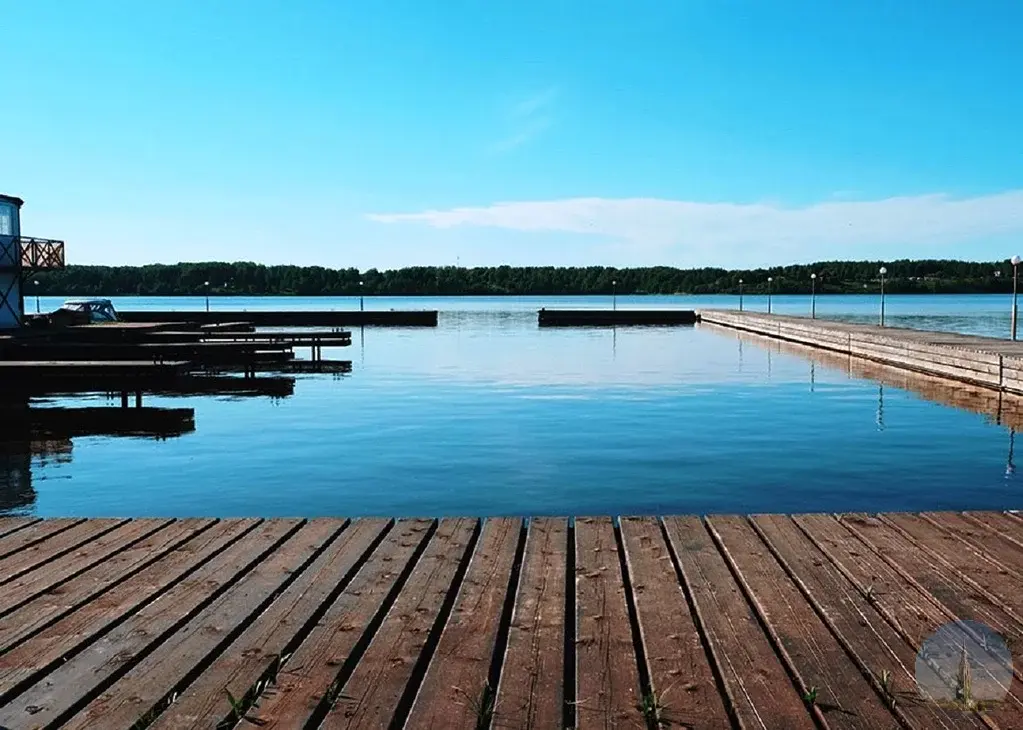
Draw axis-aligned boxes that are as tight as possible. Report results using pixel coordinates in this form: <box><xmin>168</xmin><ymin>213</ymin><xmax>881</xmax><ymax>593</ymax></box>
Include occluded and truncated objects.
<box><xmin>33</xmin><ymin>259</ymin><xmax>1018</xmax><ymax>297</ymax></box>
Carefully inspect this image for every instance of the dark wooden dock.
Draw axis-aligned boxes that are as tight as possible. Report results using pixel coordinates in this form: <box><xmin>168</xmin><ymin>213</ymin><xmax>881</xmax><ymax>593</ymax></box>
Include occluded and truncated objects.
<box><xmin>538</xmin><ymin>309</ymin><xmax>698</xmax><ymax>326</ymax></box>
<box><xmin>1</xmin><ymin>512</ymin><xmax>1022</xmax><ymax>728</ymax></box>
<box><xmin>118</xmin><ymin>310</ymin><xmax>439</xmax><ymax>327</ymax></box>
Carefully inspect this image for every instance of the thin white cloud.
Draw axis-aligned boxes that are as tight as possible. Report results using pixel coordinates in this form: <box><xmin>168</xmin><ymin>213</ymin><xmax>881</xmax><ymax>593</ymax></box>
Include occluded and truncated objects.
<box><xmin>367</xmin><ymin>191</ymin><xmax>1023</xmax><ymax>258</ymax></box>
<box><xmin>490</xmin><ymin>87</ymin><xmax>558</xmax><ymax>154</ymax></box>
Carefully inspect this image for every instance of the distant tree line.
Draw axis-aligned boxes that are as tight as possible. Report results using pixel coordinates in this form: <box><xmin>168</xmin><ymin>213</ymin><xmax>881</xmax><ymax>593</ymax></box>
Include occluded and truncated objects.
<box><xmin>29</xmin><ymin>259</ymin><xmax>1021</xmax><ymax>297</ymax></box>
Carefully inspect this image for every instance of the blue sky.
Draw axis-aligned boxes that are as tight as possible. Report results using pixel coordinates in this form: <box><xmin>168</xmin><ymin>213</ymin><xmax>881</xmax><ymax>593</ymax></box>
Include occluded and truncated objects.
<box><xmin>4</xmin><ymin>1</ymin><xmax>1022</xmax><ymax>268</ymax></box>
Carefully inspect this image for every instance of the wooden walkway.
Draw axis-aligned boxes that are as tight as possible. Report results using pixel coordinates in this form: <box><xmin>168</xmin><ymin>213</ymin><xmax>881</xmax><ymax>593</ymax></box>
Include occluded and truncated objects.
<box><xmin>1</xmin><ymin>513</ymin><xmax>1023</xmax><ymax>728</ymax></box>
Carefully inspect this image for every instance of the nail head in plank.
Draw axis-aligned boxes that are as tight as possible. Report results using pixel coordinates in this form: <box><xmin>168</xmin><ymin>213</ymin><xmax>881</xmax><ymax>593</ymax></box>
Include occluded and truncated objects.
<box><xmin>149</xmin><ymin>518</ymin><xmax>389</xmax><ymax>730</ymax></box>
<box><xmin>321</xmin><ymin>517</ymin><xmax>478</xmax><ymax>729</ymax></box>
<box><xmin>492</xmin><ymin>517</ymin><xmax>567</xmax><ymax>730</ymax></box>
<box><xmin>708</xmin><ymin>516</ymin><xmax>901</xmax><ymax>728</ymax></box>
<box><xmin>0</xmin><ymin>519</ymin><xmax>285</xmax><ymax>726</ymax></box>
<box><xmin>405</xmin><ymin>517</ymin><xmax>521</xmax><ymax>730</ymax></box>
<box><xmin>0</xmin><ymin>517</ymin><xmax>41</xmax><ymax>542</ymax></box>
<box><xmin>663</xmin><ymin>515</ymin><xmax>816</xmax><ymax>730</ymax></box>
<box><xmin>0</xmin><ymin>518</ymin><xmax>173</xmax><ymax>616</ymax></box>
<box><xmin>61</xmin><ymin>519</ymin><xmax>344</xmax><ymax>730</ymax></box>
<box><xmin>253</xmin><ymin>518</ymin><xmax>435</xmax><ymax>728</ymax></box>
<box><xmin>619</xmin><ymin>517</ymin><xmax>731</xmax><ymax>729</ymax></box>
<box><xmin>0</xmin><ymin>518</ymin><xmax>84</xmax><ymax>562</ymax></box>
<box><xmin>573</xmin><ymin>517</ymin><xmax>643</xmax><ymax>730</ymax></box>
<box><xmin>751</xmin><ymin>514</ymin><xmax>986</xmax><ymax>730</ymax></box>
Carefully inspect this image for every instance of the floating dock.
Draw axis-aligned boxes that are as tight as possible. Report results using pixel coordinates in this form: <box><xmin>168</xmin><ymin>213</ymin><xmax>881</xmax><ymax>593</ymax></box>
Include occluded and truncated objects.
<box><xmin>702</xmin><ymin>309</ymin><xmax>1023</xmax><ymax>395</ymax></box>
<box><xmin>0</xmin><ymin>511</ymin><xmax>1020</xmax><ymax>728</ymax></box>
<box><xmin>118</xmin><ymin>310</ymin><xmax>439</xmax><ymax>327</ymax></box>
<box><xmin>538</xmin><ymin>308</ymin><xmax>698</xmax><ymax>326</ymax></box>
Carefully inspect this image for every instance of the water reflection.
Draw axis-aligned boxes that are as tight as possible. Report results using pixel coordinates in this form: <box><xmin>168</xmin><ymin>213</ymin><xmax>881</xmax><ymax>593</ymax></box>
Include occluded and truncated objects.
<box><xmin>736</xmin><ymin>328</ymin><xmax>1023</xmax><ymax>433</ymax></box>
<box><xmin>1007</xmin><ymin>429</ymin><xmax>1016</xmax><ymax>478</ymax></box>
<box><xmin>0</xmin><ymin>374</ymin><xmax>298</xmax><ymax>515</ymax></box>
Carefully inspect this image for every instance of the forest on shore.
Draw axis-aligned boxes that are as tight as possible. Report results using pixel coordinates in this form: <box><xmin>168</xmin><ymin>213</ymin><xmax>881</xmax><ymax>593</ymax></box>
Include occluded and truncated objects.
<box><xmin>32</xmin><ymin>259</ymin><xmax>1019</xmax><ymax>297</ymax></box>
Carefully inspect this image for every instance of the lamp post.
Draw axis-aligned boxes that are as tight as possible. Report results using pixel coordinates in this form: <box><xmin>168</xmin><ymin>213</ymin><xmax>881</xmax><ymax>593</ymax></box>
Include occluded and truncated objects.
<box><xmin>612</xmin><ymin>279</ymin><xmax>617</xmax><ymax>311</ymax></box>
<box><xmin>767</xmin><ymin>276</ymin><xmax>773</xmax><ymax>314</ymax></box>
<box><xmin>810</xmin><ymin>273</ymin><xmax>817</xmax><ymax>319</ymax></box>
<box><xmin>33</xmin><ymin>279</ymin><xmax>40</xmax><ymax>313</ymax></box>
<box><xmin>738</xmin><ymin>279</ymin><xmax>744</xmax><ymax>311</ymax></box>
<box><xmin>359</xmin><ymin>280</ymin><xmax>365</xmax><ymax>312</ymax></box>
<box><xmin>878</xmin><ymin>266</ymin><xmax>887</xmax><ymax>326</ymax></box>
<box><xmin>1013</xmin><ymin>256</ymin><xmax>1021</xmax><ymax>341</ymax></box>
<box><xmin>204</xmin><ymin>281</ymin><xmax>210</xmax><ymax>313</ymax></box>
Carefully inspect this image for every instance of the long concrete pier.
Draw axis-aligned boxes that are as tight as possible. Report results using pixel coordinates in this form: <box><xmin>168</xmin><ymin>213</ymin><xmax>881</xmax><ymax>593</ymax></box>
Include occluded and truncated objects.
<box><xmin>701</xmin><ymin>309</ymin><xmax>1023</xmax><ymax>395</ymax></box>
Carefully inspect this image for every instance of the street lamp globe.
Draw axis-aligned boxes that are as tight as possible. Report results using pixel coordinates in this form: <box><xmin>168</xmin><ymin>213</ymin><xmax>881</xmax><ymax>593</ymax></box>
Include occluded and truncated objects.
<box><xmin>204</xmin><ymin>280</ymin><xmax>210</xmax><ymax>287</ymax></box>
<box><xmin>768</xmin><ymin>276</ymin><xmax>773</xmax><ymax>282</ymax></box>
<box><xmin>811</xmin><ymin>273</ymin><xmax>817</xmax><ymax>280</ymax></box>
<box><xmin>739</xmin><ymin>278</ymin><xmax>743</xmax><ymax>284</ymax></box>
<box><xmin>879</xmin><ymin>267</ymin><xmax>887</xmax><ymax>276</ymax></box>
<box><xmin>1013</xmin><ymin>256</ymin><xmax>1022</xmax><ymax>267</ymax></box>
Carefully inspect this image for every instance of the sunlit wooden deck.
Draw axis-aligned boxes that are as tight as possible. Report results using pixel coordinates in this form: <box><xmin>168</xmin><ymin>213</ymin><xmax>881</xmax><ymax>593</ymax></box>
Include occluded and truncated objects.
<box><xmin>1</xmin><ymin>513</ymin><xmax>1022</xmax><ymax>728</ymax></box>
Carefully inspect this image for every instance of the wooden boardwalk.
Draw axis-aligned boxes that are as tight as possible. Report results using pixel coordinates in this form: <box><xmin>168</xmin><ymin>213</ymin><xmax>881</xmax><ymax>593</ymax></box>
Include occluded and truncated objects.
<box><xmin>1</xmin><ymin>514</ymin><xmax>1023</xmax><ymax>728</ymax></box>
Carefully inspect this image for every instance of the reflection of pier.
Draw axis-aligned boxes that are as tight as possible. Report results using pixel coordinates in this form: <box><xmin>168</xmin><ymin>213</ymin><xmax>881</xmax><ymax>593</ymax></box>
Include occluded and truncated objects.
<box><xmin>0</xmin><ymin>372</ymin><xmax>295</xmax><ymax>513</ymax></box>
<box><xmin>0</xmin><ymin>398</ymin><xmax>199</xmax><ymax>513</ymax></box>
<box><xmin>735</xmin><ymin>328</ymin><xmax>1023</xmax><ymax>431</ymax></box>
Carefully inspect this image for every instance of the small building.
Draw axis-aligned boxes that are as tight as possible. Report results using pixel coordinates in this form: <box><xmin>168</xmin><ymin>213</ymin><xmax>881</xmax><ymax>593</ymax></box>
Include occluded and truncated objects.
<box><xmin>0</xmin><ymin>194</ymin><xmax>66</xmax><ymax>328</ymax></box>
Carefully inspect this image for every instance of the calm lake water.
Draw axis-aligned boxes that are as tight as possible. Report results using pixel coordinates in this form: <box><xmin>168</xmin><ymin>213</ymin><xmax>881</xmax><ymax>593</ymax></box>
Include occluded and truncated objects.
<box><xmin>5</xmin><ymin>293</ymin><xmax>1023</xmax><ymax>517</ymax></box>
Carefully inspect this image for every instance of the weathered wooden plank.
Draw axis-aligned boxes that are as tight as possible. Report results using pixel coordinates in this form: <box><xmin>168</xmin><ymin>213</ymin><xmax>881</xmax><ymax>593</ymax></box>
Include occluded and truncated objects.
<box><xmin>252</xmin><ymin>519</ymin><xmax>434</xmax><ymax>728</ymax></box>
<box><xmin>0</xmin><ymin>519</ymin><xmax>261</xmax><ymax>705</ymax></box>
<box><xmin>751</xmin><ymin>514</ymin><xmax>985</xmax><ymax>730</ymax></box>
<box><xmin>709</xmin><ymin>516</ymin><xmax>900</xmax><ymax>728</ymax></box>
<box><xmin>795</xmin><ymin>514</ymin><xmax>1023</xmax><ymax>727</ymax></box>
<box><xmin>0</xmin><ymin>519</ymin><xmax>173</xmax><ymax>618</ymax></box>
<box><xmin>492</xmin><ymin>517</ymin><xmax>567</xmax><ymax>730</ymax></box>
<box><xmin>573</xmin><ymin>517</ymin><xmax>643</xmax><ymax>730</ymax></box>
<box><xmin>618</xmin><ymin>517</ymin><xmax>730</xmax><ymax>729</ymax></box>
<box><xmin>663</xmin><ymin>516</ymin><xmax>815</xmax><ymax>729</ymax></box>
<box><xmin>0</xmin><ymin>518</ymin><xmax>83</xmax><ymax>561</ymax></box>
<box><xmin>61</xmin><ymin>520</ymin><xmax>344</xmax><ymax>729</ymax></box>
<box><xmin>148</xmin><ymin>519</ymin><xmax>389</xmax><ymax>729</ymax></box>
<box><xmin>0</xmin><ymin>520</ymin><xmax>212</xmax><ymax>652</ymax></box>
<box><xmin>321</xmin><ymin>518</ymin><xmax>478</xmax><ymax>728</ymax></box>
<box><xmin>0</xmin><ymin>519</ymin><xmax>297</xmax><ymax>728</ymax></box>
<box><xmin>842</xmin><ymin>514</ymin><xmax>1023</xmax><ymax>642</ymax></box>
<box><xmin>925</xmin><ymin>512</ymin><xmax>1023</xmax><ymax>576</ymax></box>
<box><xmin>0</xmin><ymin>519</ymin><xmax>127</xmax><ymax>586</ymax></box>
<box><xmin>0</xmin><ymin>518</ymin><xmax>40</xmax><ymax>542</ymax></box>
<box><xmin>887</xmin><ymin>513</ymin><xmax>1023</xmax><ymax>620</ymax></box>
<box><xmin>963</xmin><ymin>512</ymin><xmax>1023</xmax><ymax>558</ymax></box>
<box><xmin>405</xmin><ymin>518</ymin><xmax>521</xmax><ymax>730</ymax></box>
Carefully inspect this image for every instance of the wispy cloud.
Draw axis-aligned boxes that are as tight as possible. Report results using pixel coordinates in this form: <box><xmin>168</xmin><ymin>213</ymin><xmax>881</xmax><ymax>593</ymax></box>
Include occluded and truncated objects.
<box><xmin>490</xmin><ymin>87</ymin><xmax>558</xmax><ymax>154</ymax></box>
<box><xmin>367</xmin><ymin>191</ymin><xmax>1023</xmax><ymax>261</ymax></box>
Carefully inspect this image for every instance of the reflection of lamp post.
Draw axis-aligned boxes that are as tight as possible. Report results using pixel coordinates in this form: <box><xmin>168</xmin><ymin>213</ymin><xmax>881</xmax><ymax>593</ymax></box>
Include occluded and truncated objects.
<box><xmin>612</xmin><ymin>279</ymin><xmax>617</xmax><ymax>311</ymax></box>
<box><xmin>738</xmin><ymin>279</ymin><xmax>744</xmax><ymax>311</ymax></box>
<box><xmin>359</xmin><ymin>280</ymin><xmax>365</xmax><ymax>312</ymax></box>
<box><xmin>879</xmin><ymin>266</ymin><xmax>887</xmax><ymax>327</ymax></box>
<box><xmin>1007</xmin><ymin>428</ymin><xmax>1016</xmax><ymax>478</ymax></box>
<box><xmin>204</xmin><ymin>281</ymin><xmax>210</xmax><ymax>312</ymax></box>
<box><xmin>1012</xmin><ymin>256</ymin><xmax>1021</xmax><ymax>340</ymax></box>
<box><xmin>33</xmin><ymin>279</ymin><xmax>40</xmax><ymax>313</ymax></box>
<box><xmin>876</xmin><ymin>384</ymin><xmax>885</xmax><ymax>431</ymax></box>
<box><xmin>767</xmin><ymin>277</ymin><xmax>773</xmax><ymax>314</ymax></box>
<box><xmin>810</xmin><ymin>273</ymin><xmax>817</xmax><ymax>319</ymax></box>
